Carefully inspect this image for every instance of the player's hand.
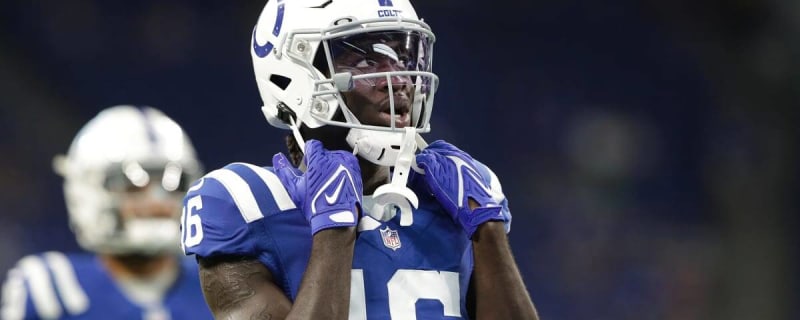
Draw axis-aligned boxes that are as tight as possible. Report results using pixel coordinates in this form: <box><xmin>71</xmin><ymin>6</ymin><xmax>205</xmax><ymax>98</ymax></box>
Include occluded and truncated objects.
<box><xmin>273</xmin><ymin>140</ymin><xmax>363</xmax><ymax>235</ymax></box>
<box><xmin>414</xmin><ymin>140</ymin><xmax>506</xmax><ymax>238</ymax></box>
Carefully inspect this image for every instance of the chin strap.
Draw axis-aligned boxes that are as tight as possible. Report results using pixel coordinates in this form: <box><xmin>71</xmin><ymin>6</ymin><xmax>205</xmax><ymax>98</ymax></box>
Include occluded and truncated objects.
<box><xmin>288</xmin><ymin>117</ymin><xmax>307</xmax><ymax>157</ymax></box>
<box><xmin>371</xmin><ymin>127</ymin><xmax>424</xmax><ymax>226</ymax></box>
<box><xmin>411</xmin><ymin>132</ymin><xmax>428</xmax><ymax>174</ymax></box>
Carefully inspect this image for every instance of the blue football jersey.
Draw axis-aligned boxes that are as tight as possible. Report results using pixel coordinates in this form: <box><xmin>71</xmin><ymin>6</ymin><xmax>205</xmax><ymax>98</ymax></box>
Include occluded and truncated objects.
<box><xmin>0</xmin><ymin>252</ymin><xmax>212</xmax><ymax>320</ymax></box>
<box><xmin>180</xmin><ymin>162</ymin><xmax>511</xmax><ymax>320</ymax></box>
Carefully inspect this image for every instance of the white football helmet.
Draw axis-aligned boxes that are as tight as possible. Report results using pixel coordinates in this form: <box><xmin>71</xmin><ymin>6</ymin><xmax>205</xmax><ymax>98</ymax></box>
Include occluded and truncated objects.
<box><xmin>251</xmin><ymin>0</ymin><xmax>438</xmax><ymax>166</ymax></box>
<box><xmin>53</xmin><ymin>105</ymin><xmax>203</xmax><ymax>255</ymax></box>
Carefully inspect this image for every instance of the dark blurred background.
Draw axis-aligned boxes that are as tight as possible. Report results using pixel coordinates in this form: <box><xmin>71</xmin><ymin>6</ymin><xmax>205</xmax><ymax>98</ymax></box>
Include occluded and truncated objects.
<box><xmin>0</xmin><ymin>0</ymin><xmax>797</xmax><ymax>319</ymax></box>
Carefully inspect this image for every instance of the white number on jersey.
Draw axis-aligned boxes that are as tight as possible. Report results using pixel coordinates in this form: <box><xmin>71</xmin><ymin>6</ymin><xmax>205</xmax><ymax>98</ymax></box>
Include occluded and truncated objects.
<box><xmin>349</xmin><ymin>269</ymin><xmax>461</xmax><ymax>319</ymax></box>
<box><xmin>181</xmin><ymin>195</ymin><xmax>204</xmax><ymax>250</ymax></box>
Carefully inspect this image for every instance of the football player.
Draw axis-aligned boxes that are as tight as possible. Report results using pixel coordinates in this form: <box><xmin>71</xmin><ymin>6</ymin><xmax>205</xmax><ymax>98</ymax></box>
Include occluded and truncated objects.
<box><xmin>0</xmin><ymin>106</ymin><xmax>213</xmax><ymax>319</ymax></box>
<box><xmin>183</xmin><ymin>0</ymin><xmax>538</xmax><ymax>319</ymax></box>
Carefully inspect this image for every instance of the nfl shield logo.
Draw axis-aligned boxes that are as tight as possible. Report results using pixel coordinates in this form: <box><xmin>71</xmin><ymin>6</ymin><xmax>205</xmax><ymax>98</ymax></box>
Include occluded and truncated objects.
<box><xmin>380</xmin><ymin>227</ymin><xmax>401</xmax><ymax>251</ymax></box>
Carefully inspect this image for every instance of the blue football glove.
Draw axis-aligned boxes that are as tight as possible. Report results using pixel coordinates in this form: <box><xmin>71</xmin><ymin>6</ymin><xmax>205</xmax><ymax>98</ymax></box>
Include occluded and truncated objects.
<box><xmin>272</xmin><ymin>140</ymin><xmax>363</xmax><ymax>235</ymax></box>
<box><xmin>415</xmin><ymin>140</ymin><xmax>506</xmax><ymax>238</ymax></box>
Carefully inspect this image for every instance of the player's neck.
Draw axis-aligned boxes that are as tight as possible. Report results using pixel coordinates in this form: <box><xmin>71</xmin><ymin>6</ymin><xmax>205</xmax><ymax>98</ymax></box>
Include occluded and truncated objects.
<box><xmin>359</xmin><ymin>158</ymin><xmax>390</xmax><ymax>195</ymax></box>
<box><xmin>100</xmin><ymin>253</ymin><xmax>178</xmax><ymax>279</ymax></box>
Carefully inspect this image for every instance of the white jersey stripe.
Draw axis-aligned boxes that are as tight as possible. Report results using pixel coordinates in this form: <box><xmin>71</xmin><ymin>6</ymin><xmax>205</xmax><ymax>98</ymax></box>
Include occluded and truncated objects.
<box><xmin>19</xmin><ymin>256</ymin><xmax>62</xmax><ymax>319</ymax></box>
<box><xmin>43</xmin><ymin>252</ymin><xmax>89</xmax><ymax>315</ymax></box>
<box><xmin>239</xmin><ymin>163</ymin><xmax>297</xmax><ymax>211</ymax></box>
<box><xmin>207</xmin><ymin>169</ymin><xmax>265</xmax><ymax>222</ymax></box>
<box><xmin>1</xmin><ymin>268</ymin><xmax>27</xmax><ymax>320</ymax></box>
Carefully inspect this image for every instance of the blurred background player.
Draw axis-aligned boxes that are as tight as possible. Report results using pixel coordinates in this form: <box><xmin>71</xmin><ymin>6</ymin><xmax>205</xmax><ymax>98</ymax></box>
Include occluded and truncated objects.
<box><xmin>0</xmin><ymin>105</ymin><xmax>213</xmax><ymax>319</ymax></box>
<box><xmin>181</xmin><ymin>0</ymin><xmax>537</xmax><ymax>319</ymax></box>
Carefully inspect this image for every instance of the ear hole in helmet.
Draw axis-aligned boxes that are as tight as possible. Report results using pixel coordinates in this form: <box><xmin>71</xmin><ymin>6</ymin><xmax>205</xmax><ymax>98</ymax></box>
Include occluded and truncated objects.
<box><xmin>270</xmin><ymin>74</ymin><xmax>292</xmax><ymax>90</ymax></box>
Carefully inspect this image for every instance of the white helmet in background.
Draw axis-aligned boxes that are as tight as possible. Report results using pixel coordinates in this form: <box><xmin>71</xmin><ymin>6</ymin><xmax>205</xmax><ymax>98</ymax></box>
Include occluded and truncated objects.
<box><xmin>54</xmin><ymin>105</ymin><xmax>203</xmax><ymax>256</ymax></box>
<box><xmin>251</xmin><ymin>0</ymin><xmax>438</xmax><ymax>166</ymax></box>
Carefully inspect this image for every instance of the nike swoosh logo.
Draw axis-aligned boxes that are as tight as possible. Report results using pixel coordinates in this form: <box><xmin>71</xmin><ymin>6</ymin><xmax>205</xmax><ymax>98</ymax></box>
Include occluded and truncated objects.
<box><xmin>325</xmin><ymin>176</ymin><xmax>346</xmax><ymax>204</ymax></box>
<box><xmin>446</xmin><ymin>156</ymin><xmax>495</xmax><ymax>208</ymax></box>
<box><xmin>311</xmin><ymin>164</ymin><xmax>359</xmax><ymax>214</ymax></box>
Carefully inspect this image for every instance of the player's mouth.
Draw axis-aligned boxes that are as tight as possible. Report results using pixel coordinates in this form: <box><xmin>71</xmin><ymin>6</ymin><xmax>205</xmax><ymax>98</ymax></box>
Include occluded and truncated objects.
<box><xmin>379</xmin><ymin>110</ymin><xmax>410</xmax><ymax>128</ymax></box>
<box><xmin>379</xmin><ymin>97</ymin><xmax>411</xmax><ymax>128</ymax></box>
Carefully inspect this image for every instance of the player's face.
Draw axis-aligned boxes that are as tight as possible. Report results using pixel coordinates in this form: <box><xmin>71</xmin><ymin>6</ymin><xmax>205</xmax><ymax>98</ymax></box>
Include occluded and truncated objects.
<box><xmin>116</xmin><ymin>181</ymin><xmax>182</xmax><ymax>221</ymax></box>
<box><xmin>330</xmin><ymin>32</ymin><xmax>420</xmax><ymax>128</ymax></box>
<box><xmin>105</xmin><ymin>168</ymin><xmax>187</xmax><ymax>222</ymax></box>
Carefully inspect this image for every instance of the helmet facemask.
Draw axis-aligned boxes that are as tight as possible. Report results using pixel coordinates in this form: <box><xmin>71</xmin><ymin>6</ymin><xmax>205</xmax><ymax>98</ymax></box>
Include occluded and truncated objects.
<box><xmin>285</xmin><ymin>20</ymin><xmax>438</xmax><ymax>168</ymax></box>
<box><xmin>291</xmin><ymin>22</ymin><xmax>437</xmax><ymax>226</ymax></box>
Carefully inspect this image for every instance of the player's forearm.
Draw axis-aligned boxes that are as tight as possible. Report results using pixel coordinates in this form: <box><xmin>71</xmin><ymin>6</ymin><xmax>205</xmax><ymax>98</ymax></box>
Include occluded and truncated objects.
<box><xmin>472</xmin><ymin>222</ymin><xmax>539</xmax><ymax>320</ymax></box>
<box><xmin>287</xmin><ymin>227</ymin><xmax>356</xmax><ymax>320</ymax></box>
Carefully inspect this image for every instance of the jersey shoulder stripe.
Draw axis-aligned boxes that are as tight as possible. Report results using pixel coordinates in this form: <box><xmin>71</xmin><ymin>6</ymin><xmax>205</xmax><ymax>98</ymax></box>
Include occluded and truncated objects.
<box><xmin>1</xmin><ymin>266</ymin><xmax>26</xmax><ymax>320</ymax></box>
<box><xmin>182</xmin><ymin>163</ymin><xmax>299</xmax><ymax>259</ymax></box>
<box><xmin>188</xmin><ymin>162</ymin><xmax>296</xmax><ymax>224</ymax></box>
<box><xmin>18</xmin><ymin>254</ymin><xmax>61</xmax><ymax>319</ymax></box>
<box><xmin>203</xmin><ymin>168</ymin><xmax>265</xmax><ymax>223</ymax></box>
<box><xmin>4</xmin><ymin>252</ymin><xmax>90</xmax><ymax>319</ymax></box>
<box><xmin>226</xmin><ymin>163</ymin><xmax>296</xmax><ymax>212</ymax></box>
<box><xmin>42</xmin><ymin>252</ymin><xmax>89</xmax><ymax>315</ymax></box>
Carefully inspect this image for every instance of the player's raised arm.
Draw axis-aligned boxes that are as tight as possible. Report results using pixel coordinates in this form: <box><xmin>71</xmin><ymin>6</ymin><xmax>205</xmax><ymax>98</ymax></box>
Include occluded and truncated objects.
<box><xmin>415</xmin><ymin>140</ymin><xmax>539</xmax><ymax>319</ymax></box>
<box><xmin>271</xmin><ymin>141</ymin><xmax>362</xmax><ymax>319</ymax></box>
<box><xmin>185</xmin><ymin>141</ymin><xmax>361</xmax><ymax>320</ymax></box>
<box><xmin>471</xmin><ymin>221</ymin><xmax>538</xmax><ymax>319</ymax></box>
<box><xmin>182</xmin><ymin>171</ymin><xmax>295</xmax><ymax>319</ymax></box>
<box><xmin>286</xmin><ymin>228</ymin><xmax>356</xmax><ymax>320</ymax></box>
